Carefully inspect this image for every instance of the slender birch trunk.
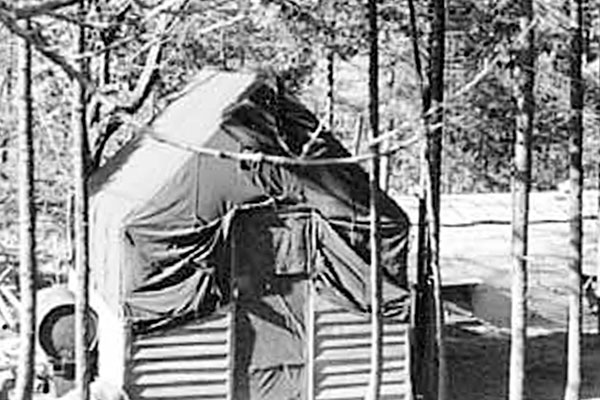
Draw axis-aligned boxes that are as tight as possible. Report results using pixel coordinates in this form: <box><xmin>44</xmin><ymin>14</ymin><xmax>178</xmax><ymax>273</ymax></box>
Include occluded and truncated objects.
<box><xmin>73</xmin><ymin>2</ymin><xmax>91</xmax><ymax>399</ymax></box>
<box><xmin>509</xmin><ymin>1</ymin><xmax>535</xmax><ymax>400</ymax></box>
<box><xmin>14</xmin><ymin>19</ymin><xmax>36</xmax><ymax>400</ymax></box>
<box><xmin>367</xmin><ymin>0</ymin><xmax>382</xmax><ymax>398</ymax></box>
<box><xmin>564</xmin><ymin>1</ymin><xmax>584</xmax><ymax>399</ymax></box>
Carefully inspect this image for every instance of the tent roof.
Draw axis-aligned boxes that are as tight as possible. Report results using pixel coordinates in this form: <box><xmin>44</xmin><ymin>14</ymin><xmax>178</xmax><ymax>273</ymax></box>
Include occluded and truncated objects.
<box><xmin>89</xmin><ymin>71</ymin><xmax>256</xmax><ymax>221</ymax></box>
<box><xmin>88</xmin><ymin>69</ymin><xmax>410</xmax><ymax>325</ymax></box>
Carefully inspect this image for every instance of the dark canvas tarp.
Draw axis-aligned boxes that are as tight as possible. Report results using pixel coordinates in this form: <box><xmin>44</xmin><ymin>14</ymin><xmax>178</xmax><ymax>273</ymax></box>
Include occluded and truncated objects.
<box><xmin>89</xmin><ymin>70</ymin><xmax>410</xmax><ymax>399</ymax></box>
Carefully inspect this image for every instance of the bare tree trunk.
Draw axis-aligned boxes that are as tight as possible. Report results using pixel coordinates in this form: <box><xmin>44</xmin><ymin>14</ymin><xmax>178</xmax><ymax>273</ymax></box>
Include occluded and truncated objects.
<box><xmin>407</xmin><ymin>0</ymin><xmax>439</xmax><ymax>397</ymax></box>
<box><xmin>326</xmin><ymin>1</ymin><xmax>336</xmax><ymax>131</ymax></box>
<box><xmin>367</xmin><ymin>0</ymin><xmax>382</xmax><ymax>399</ymax></box>
<box><xmin>564</xmin><ymin>1</ymin><xmax>584</xmax><ymax>399</ymax></box>
<box><xmin>509</xmin><ymin>1</ymin><xmax>535</xmax><ymax>399</ymax></box>
<box><xmin>73</xmin><ymin>2</ymin><xmax>91</xmax><ymax>399</ymax></box>
<box><xmin>0</xmin><ymin>34</ymin><xmax>13</xmax><ymax>165</ymax></box>
<box><xmin>326</xmin><ymin>50</ymin><xmax>334</xmax><ymax>130</ymax></box>
<box><xmin>426</xmin><ymin>1</ymin><xmax>446</xmax><ymax>398</ymax></box>
<box><xmin>416</xmin><ymin>147</ymin><xmax>433</xmax><ymax>400</ymax></box>
<box><xmin>597</xmin><ymin>155</ymin><xmax>600</xmax><ymax>334</ymax></box>
<box><xmin>379</xmin><ymin>69</ymin><xmax>395</xmax><ymax>194</ymax></box>
<box><xmin>220</xmin><ymin>29</ymin><xmax>227</xmax><ymax>69</ymax></box>
<box><xmin>14</xmin><ymin>18</ymin><xmax>36</xmax><ymax>400</ymax></box>
<box><xmin>379</xmin><ymin>138</ymin><xmax>390</xmax><ymax>193</ymax></box>
<box><xmin>353</xmin><ymin>115</ymin><xmax>363</xmax><ymax>156</ymax></box>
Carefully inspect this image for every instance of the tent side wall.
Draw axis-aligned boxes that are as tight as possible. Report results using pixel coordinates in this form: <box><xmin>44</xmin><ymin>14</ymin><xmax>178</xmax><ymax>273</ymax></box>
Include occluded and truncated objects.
<box><xmin>89</xmin><ymin>146</ymin><xmax>200</xmax><ymax>387</ymax></box>
<box><xmin>88</xmin><ymin>189</ymin><xmax>137</xmax><ymax>388</ymax></box>
<box><xmin>91</xmin><ymin>290</ymin><xmax>131</xmax><ymax>388</ymax></box>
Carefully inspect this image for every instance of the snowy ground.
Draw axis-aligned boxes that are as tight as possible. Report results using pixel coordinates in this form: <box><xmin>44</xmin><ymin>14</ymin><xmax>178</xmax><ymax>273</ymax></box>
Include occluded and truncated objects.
<box><xmin>446</xmin><ymin>323</ymin><xmax>600</xmax><ymax>400</ymax></box>
<box><xmin>401</xmin><ymin>190</ymin><xmax>600</xmax><ymax>399</ymax></box>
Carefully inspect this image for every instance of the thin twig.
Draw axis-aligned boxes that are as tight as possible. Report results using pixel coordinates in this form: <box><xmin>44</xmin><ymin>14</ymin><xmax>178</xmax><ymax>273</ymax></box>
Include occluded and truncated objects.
<box><xmin>299</xmin><ymin>119</ymin><xmax>325</xmax><ymax>158</ymax></box>
<box><xmin>368</xmin><ymin>121</ymin><xmax>442</xmax><ymax>148</ymax></box>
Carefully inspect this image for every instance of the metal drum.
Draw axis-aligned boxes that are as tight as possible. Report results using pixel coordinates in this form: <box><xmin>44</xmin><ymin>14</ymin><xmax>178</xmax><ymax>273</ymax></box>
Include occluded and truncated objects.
<box><xmin>37</xmin><ymin>286</ymin><xmax>98</xmax><ymax>363</ymax></box>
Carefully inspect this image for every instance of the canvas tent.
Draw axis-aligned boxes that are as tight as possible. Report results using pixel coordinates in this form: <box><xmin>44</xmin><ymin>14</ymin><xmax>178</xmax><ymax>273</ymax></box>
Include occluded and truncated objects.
<box><xmin>89</xmin><ymin>70</ymin><xmax>411</xmax><ymax>400</ymax></box>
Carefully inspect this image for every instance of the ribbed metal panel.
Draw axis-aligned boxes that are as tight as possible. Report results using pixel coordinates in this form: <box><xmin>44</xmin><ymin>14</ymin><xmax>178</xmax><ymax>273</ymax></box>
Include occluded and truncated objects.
<box><xmin>314</xmin><ymin>299</ymin><xmax>410</xmax><ymax>400</ymax></box>
<box><xmin>128</xmin><ymin>312</ymin><xmax>231</xmax><ymax>400</ymax></box>
<box><xmin>126</xmin><ymin>299</ymin><xmax>410</xmax><ymax>400</ymax></box>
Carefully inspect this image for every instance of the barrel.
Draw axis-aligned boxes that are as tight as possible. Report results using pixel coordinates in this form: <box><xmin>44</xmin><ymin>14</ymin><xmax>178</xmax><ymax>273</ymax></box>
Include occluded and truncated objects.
<box><xmin>37</xmin><ymin>286</ymin><xmax>98</xmax><ymax>363</ymax></box>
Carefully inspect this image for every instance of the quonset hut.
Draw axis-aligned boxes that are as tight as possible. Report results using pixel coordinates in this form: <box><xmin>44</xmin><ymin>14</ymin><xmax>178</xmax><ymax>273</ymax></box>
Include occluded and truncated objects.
<box><xmin>88</xmin><ymin>70</ymin><xmax>413</xmax><ymax>400</ymax></box>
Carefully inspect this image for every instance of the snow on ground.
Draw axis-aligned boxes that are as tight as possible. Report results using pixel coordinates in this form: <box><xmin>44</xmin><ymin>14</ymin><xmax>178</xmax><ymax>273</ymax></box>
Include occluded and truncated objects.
<box><xmin>446</xmin><ymin>323</ymin><xmax>600</xmax><ymax>400</ymax></box>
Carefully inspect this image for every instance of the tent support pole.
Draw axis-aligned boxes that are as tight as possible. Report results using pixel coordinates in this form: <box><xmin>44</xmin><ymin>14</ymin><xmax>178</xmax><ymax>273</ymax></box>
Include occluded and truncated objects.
<box><xmin>228</xmin><ymin>221</ymin><xmax>237</xmax><ymax>400</ymax></box>
<box><xmin>307</xmin><ymin>265</ymin><xmax>316</xmax><ymax>400</ymax></box>
<box><xmin>307</xmin><ymin>211</ymin><xmax>317</xmax><ymax>400</ymax></box>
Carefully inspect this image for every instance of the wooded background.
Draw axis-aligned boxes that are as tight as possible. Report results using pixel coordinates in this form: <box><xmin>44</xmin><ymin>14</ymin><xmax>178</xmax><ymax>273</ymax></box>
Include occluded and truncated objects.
<box><xmin>0</xmin><ymin>0</ymin><xmax>598</xmax><ymax>275</ymax></box>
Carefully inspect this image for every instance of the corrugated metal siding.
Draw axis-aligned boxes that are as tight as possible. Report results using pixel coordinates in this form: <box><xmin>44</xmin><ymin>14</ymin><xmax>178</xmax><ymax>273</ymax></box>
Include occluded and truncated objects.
<box><xmin>128</xmin><ymin>312</ymin><xmax>232</xmax><ymax>400</ymax></box>
<box><xmin>314</xmin><ymin>298</ymin><xmax>410</xmax><ymax>400</ymax></box>
<box><xmin>127</xmin><ymin>300</ymin><xmax>410</xmax><ymax>400</ymax></box>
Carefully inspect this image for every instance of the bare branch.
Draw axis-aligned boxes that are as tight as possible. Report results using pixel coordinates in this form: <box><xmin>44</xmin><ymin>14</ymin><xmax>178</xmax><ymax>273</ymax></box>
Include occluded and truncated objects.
<box><xmin>299</xmin><ymin>120</ymin><xmax>325</xmax><ymax>158</ymax></box>
<box><xmin>197</xmin><ymin>13</ymin><xmax>246</xmax><ymax>35</ymax></box>
<box><xmin>73</xmin><ymin>34</ymin><xmax>140</xmax><ymax>61</ymax></box>
<box><xmin>90</xmin><ymin>9</ymin><xmax>246</xmax><ymax>165</ymax></box>
<box><xmin>131</xmin><ymin>0</ymin><xmax>155</xmax><ymax>9</ymax></box>
<box><xmin>148</xmin><ymin>129</ymin><xmax>420</xmax><ymax>166</ymax></box>
<box><xmin>0</xmin><ymin>0</ymin><xmax>78</xmax><ymax>19</ymax></box>
<box><xmin>267</xmin><ymin>0</ymin><xmax>330</xmax><ymax>33</ymax></box>
<box><xmin>135</xmin><ymin>12</ymin><xmax>244</xmax><ymax>58</ymax></box>
<box><xmin>94</xmin><ymin>0</ymin><xmax>240</xmax><ymax>113</ymax></box>
<box><xmin>369</xmin><ymin>121</ymin><xmax>442</xmax><ymax>148</ymax></box>
<box><xmin>143</xmin><ymin>0</ymin><xmax>187</xmax><ymax>20</ymax></box>
<box><xmin>90</xmin><ymin>115</ymin><xmax>124</xmax><ymax>170</ymax></box>
<box><xmin>46</xmin><ymin>11</ymin><xmax>115</xmax><ymax>30</ymax></box>
<box><xmin>447</xmin><ymin>17</ymin><xmax>538</xmax><ymax>102</ymax></box>
<box><xmin>0</xmin><ymin>10</ymin><xmax>92</xmax><ymax>91</ymax></box>
<box><xmin>89</xmin><ymin>12</ymin><xmax>171</xmax><ymax>165</ymax></box>
<box><xmin>89</xmin><ymin>39</ymin><xmax>161</xmax><ymax>165</ymax></box>
<box><xmin>117</xmin><ymin>35</ymin><xmax>161</xmax><ymax>113</ymax></box>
